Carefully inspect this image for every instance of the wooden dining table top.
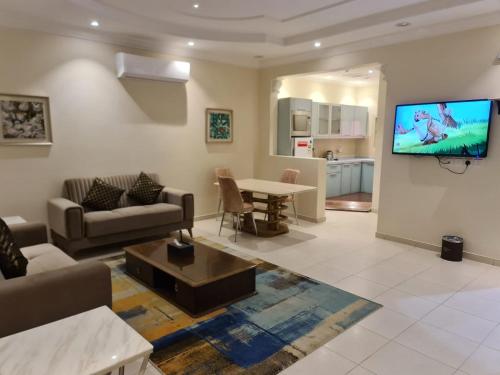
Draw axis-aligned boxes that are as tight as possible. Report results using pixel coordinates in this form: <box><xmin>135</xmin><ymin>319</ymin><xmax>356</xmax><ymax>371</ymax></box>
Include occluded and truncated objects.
<box><xmin>214</xmin><ymin>178</ymin><xmax>317</xmax><ymax>196</ymax></box>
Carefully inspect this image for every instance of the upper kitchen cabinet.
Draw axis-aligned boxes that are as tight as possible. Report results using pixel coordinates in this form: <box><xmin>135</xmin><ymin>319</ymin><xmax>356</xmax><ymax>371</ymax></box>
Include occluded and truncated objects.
<box><xmin>277</xmin><ymin>98</ymin><xmax>313</xmax><ymax>156</ymax></box>
<box><xmin>312</xmin><ymin>102</ymin><xmax>368</xmax><ymax>139</ymax></box>
<box><xmin>312</xmin><ymin>102</ymin><xmax>330</xmax><ymax>138</ymax></box>
<box><xmin>290</xmin><ymin>98</ymin><xmax>313</xmax><ymax>112</ymax></box>
<box><xmin>340</xmin><ymin>105</ymin><xmax>355</xmax><ymax>136</ymax></box>
<box><xmin>330</xmin><ymin>105</ymin><xmax>342</xmax><ymax>136</ymax></box>
<box><xmin>353</xmin><ymin>106</ymin><xmax>368</xmax><ymax>137</ymax></box>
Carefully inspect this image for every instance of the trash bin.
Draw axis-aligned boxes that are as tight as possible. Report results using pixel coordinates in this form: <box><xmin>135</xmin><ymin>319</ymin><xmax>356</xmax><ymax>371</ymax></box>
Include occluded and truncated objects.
<box><xmin>441</xmin><ymin>235</ymin><xmax>464</xmax><ymax>262</ymax></box>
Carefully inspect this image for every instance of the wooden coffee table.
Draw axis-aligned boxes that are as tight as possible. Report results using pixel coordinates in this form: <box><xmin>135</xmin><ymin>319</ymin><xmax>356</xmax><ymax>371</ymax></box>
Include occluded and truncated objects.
<box><xmin>124</xmin><ymin>238</ymin><xmax>256</xmax><ymax>317</ymax></box>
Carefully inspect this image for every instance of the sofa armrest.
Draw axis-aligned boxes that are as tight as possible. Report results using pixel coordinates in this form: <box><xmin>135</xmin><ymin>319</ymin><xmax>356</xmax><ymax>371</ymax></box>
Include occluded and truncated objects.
<box><xmin>47</xmin><ymin>198</ymin><xmax>84</xmax><ymax>240</ymax></box>
<box><xmin>9</xmin><ymin>222</ymin><xmax>48</xmax><ymax>248</ymax></box>
<box><xmin>162</xmin><ymin>187</ymin><xmax>194</xmax><ymax>223</ymax></box>
<box><xmin>0</xmin><ymin>261</ymin><xmax>111</xmax><ymax>338</ymax></box>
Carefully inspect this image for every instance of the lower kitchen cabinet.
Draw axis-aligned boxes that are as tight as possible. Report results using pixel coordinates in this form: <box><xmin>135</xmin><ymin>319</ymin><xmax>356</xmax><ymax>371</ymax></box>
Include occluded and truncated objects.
<box><xmin>350</xmin><ymin>163</ymin><xmax>361</xmax><ymax>193</ymax></box>
<box><xmin>326</xmin><ymin>171</ymin><xmax>341</xmax><ymax>198</ymax></box>
<box><xmin>340</xmin><ymin>164</ymin><xmax>352</xmax><ymax>195</ymax></box>
<box><xmin>361</xmin><ymin>162</ymin><xmax>374</xmax><ymax>193</ymax></box>
<box><xmin>326</xmin><ymin>161</ymin><xmax>374</xmax><ymax>198</ymax></box>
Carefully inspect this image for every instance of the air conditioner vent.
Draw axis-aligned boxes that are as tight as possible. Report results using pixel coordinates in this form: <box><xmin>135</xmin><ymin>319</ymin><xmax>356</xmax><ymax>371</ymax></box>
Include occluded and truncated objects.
<box><xmin>115</xmin><ymin>52</ymin><xmax>190</xmax><ymax>83</ymax></box>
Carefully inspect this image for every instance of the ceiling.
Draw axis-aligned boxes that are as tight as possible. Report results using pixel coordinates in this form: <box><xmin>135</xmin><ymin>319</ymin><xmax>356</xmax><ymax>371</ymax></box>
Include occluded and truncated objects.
<box><xmin>298</xmin><ymin>65</ymin><xmax>381</xmax><ymax>87</ymax></box>
<box><xmin>0</xmin><ymin>0</ymin><xmax>499</xmax><ymax>67</ymax></box>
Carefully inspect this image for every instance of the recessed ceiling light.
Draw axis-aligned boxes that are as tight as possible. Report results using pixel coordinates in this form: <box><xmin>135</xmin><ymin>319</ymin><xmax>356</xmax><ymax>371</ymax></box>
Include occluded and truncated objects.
<box><xmin>90</xmin><ymin>20</ymin><xmax>99</xmax><ymax>27</ymax></box>
<box><xmin>314</xmin><ymin>41</ymin><xmax>321</xmax><ymax>48</ymax></box>
<box><xmin>396</xmin><ymin>21</ymin><xmax>411</xmax><ymax>27</ymax></box>
<box><xmin>368</xmin><ymin>69</ymin><xmax>374</xmax><ymax>74</ymax></box>
<box><xmin>187</xmin><ymin>41</ymin><xmax>195</xmax><ymax>47</ymax></box>
<box><xmin>193</xmin><ymin>3</ymin><xmax>200</xmax><ymax>8</ymax></box>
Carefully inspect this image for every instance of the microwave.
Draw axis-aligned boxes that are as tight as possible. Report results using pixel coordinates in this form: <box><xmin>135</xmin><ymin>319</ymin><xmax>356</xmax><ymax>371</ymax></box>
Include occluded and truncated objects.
<box><xmin>291</xmin><ymin>110</ymin><xmax>311</xmax><ymax>137</ymax></box>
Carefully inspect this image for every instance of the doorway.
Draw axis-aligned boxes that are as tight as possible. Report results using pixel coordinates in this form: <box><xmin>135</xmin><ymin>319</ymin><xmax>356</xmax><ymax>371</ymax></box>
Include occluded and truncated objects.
<box><xmin>277</xmin><ymin>64</ymin><xmax>384</xmax><ymax>213</ymax></box>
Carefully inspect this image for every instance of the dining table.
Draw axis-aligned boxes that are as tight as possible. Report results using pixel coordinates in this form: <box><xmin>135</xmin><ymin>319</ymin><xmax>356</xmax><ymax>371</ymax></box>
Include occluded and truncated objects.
<box><xmin>214</xmin><ymin>178</ymin><xmax>317</xmax><ymax>237</ymax></box>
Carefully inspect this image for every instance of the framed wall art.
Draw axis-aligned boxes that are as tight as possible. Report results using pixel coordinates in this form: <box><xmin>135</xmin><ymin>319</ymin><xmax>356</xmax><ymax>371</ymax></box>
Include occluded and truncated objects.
<box><xmin>0</xmin><ymin>94</ymin><xmax>52</xmax><ymax>145</ymax></box>
<box><xmin>206</xmin><ymin>108</ymin><xmax>233</xmax><ymax>143</ymax></box>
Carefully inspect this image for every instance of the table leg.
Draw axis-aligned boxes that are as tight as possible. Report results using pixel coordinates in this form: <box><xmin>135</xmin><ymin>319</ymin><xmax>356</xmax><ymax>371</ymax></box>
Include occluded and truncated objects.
<box><xmin>237</xmin><ymin>192</ymin><xmax>288</xmax><ymax>237</ymax></box>
<box><xmin>138</xmin><ymin>356</ymin><xmax>149</xmax><ymax>375</ymax></box>
<box><xmin>241</xmin><ymin>191</ymin><xmax>256</xmax><ymax>234</ymax></box>
<box><xmin>267</xmin><ymin>195</ymin><xmax>281</xmax><ymax>231</ymax></box>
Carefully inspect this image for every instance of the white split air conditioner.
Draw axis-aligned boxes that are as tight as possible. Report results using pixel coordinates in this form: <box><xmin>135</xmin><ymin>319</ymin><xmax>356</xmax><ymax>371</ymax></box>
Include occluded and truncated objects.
<box><xmin>115</xmin><ymin>52</ymin><xmax>190</xmax><ymax>83</ymax></box>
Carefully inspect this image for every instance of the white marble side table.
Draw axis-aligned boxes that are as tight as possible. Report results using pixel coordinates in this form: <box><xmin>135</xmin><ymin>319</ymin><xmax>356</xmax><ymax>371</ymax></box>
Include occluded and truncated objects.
<box><xmin>0</xmin><ymin>306</ymin><xmax>153</xmax><ymax>375</ymax></box>
<box><xmin>1</xmin><ymin>216</ymin><xmax>27</xmax><ymax>225</ymax></box>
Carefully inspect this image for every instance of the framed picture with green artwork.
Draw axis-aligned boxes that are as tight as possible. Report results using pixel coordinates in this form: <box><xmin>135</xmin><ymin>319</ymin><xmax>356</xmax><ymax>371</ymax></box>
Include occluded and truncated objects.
<box><xmin>206</xmin><ymin>108</ymin><xmax>233</xmax><ymax>143</ymax></box>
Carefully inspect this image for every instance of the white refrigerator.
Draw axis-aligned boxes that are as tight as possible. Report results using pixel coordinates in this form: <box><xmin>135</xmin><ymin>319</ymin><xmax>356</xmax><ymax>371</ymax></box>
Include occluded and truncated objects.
<box><xmin>293</xmin><ymin>137</ymin><xmax>314</xmax><ymax>157</ymax></box>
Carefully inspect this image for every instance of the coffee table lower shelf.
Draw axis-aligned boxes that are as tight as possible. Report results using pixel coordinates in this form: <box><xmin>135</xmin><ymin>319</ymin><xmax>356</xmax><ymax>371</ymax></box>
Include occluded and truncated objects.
<box><xmin>125</xmin><ymin>252</ymin><xmax>256</xmax><ymax>317</ymax></box>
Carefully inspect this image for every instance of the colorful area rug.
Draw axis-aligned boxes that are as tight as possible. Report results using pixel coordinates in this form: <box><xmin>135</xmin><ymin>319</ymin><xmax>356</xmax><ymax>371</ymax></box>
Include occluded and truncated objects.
<box><xmin>105</xmin><ymin>238</ymin><xmax>381</xmax><ymax>374</ymax></box>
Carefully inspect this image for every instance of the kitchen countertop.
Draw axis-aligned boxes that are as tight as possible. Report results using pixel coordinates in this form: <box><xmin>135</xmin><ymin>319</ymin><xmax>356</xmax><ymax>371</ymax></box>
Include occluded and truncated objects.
<box><xmin>326</xmin><ymin>158</ymin><xmax>375</xmax><ymax>165</ymax></box>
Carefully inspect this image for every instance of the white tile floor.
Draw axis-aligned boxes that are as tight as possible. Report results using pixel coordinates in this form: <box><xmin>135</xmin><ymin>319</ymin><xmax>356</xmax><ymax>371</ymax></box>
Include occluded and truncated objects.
<box><xmin>194</xmin><ymin>210</ymin><xmax>500</xmax><ymax>375</ymax></box>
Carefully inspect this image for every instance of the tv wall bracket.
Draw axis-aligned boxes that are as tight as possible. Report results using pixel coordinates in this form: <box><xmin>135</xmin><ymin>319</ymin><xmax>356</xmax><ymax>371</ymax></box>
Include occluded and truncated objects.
<box><xmin>495</xmin><ymin>99</ymin><xmax>500</xmax><ymax>115</ymax></box>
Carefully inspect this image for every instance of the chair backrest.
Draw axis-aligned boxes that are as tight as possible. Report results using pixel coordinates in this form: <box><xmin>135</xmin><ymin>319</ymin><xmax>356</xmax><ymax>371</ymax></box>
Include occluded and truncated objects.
<box><xmin>218</xmin><ymin>176</ymin><xmax>243</xmax><ymax>213</ymax></box>
<box><xmin>214</xmin><ymin>167</ymin><xmax>233</xmax><ymax>180</ymax></box>
<box><xmin>280</xmin><ymin>169</ymin><xmax>300</xmax><ymax>184</ymax></box>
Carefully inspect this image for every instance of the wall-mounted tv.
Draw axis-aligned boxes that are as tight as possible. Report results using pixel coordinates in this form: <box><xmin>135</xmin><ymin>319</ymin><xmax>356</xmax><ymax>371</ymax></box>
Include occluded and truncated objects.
<box><xmin>392</xmin><ymin>99</ymin><xmax>493</xmax><ymax>157</ymax></box>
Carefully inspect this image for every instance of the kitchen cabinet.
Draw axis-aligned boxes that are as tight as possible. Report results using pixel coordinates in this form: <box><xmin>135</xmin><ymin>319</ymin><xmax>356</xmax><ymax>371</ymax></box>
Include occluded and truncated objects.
<box><xmin>326</xmin><ymin>170</ymin><xmax>341</xmax><ymax>198</ymax></box>
<box><xmin>330</xmin><ymin>105</ymin><xmax>341</xmax><ymax>136</ymax></box>
<box><xmin>340</xmin><ymin>164</ymin><xmax>352</xmax><ymax>195</ymax></box>
<box><xmin>278</xmin><ymin>97</ymin><xmax>313</xmax><ymax>156</ymax></box>
<box><xmin>341</xmin><ymin>105</ymin><xmax>368</xmax><ymax>137</ymax></box>
<box><xmin>326</xmin><ymin>160</ymin><xmax>373</xmax><ymax>198</ymax></box>
<box><xmin>361</xmin><ymin>162</ymin><xmax>374</xmax><ymax>193</ymax></box>
<box><xmin>350</xmin><ymin>163</ymin><xmax>361</xmax><ymax>193</ymax></box>
<box><xmin>290</xmin><ymin>98</ymin><xmax>312</xmax><ymax>112</ymax></box>
<box><xmin>353</xmin><ymin>107</ymin><xmax>368</xmax><ymax>137</ymax></box>
<box><xmin>312</xmin><ymin>102</ymin><xmax>368</xmax><ymax>139</ymax></box>
<box><xmin>340</xmin><ymin>105</ymin><xmax>355</xmax><ymax>136</ymax></box>
<box><xmin>313</xmin><ymin>103</ymin><xmax>330</xmax><ymax>137</ymax></box>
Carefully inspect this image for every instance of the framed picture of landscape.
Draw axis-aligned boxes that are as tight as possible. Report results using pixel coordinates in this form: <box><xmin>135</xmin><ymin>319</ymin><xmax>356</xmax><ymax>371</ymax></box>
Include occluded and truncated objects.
<box><xmin>206</xmin><ymin>108</ymin><xmax>233</xmax><ymax>143</ymax></box>
<box><xmin>0</xmin><ymin>94</ymin><xmax>53</xmax><ymax>145</ymax></box>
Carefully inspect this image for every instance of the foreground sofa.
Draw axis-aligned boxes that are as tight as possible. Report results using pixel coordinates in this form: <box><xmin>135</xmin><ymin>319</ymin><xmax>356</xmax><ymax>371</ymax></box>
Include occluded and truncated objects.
<box><xmin>0</xmin><ymin>222</ymin><xmax>111</xmax><ymax>338</ymax></box>
<box><xmin>48</xmin><ymin>173</ymin><xmax>194</xmax><ymax>255</ymax></box>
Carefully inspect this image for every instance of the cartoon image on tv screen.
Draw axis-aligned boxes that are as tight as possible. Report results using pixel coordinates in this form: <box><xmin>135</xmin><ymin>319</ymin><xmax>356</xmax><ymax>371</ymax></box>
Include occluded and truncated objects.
<box><xmin>393</xmin><ymin>100</ymin><xmax>492</xmax><ymax>157</ymax></box>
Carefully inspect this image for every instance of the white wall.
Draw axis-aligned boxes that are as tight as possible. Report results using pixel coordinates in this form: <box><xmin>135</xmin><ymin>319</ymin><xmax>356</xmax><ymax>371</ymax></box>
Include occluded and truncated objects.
<box><xmin>258</xmin><ymin>25</ymin><xmax>500</xmax><ymax>260</ymax></box>
<box><xmin>0</xmin><ymin>28</ymin><xmax>259</xmax><ymax>222</ymax></box>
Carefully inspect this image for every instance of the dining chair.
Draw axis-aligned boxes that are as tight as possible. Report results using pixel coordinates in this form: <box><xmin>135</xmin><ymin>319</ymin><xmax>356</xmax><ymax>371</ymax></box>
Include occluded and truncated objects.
<box><xmin>214</xmin><ymin>167</ymin><xmax>233</xmax><ymax>220</ymax></box>
<box><xmin>280</xmin><ymin>168</ymin><xmax>300</xmax><ymax>225</ymax></box>
<box><xmin>218</xmin><ymin>176</ymin><xmax>258</xmax><ymax>242</ymax></box>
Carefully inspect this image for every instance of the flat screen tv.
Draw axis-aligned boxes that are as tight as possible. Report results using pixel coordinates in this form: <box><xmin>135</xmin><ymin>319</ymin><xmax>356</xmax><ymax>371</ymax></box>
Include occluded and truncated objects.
<box><xmin>392</xmin><ymin>99</ymin><xmax>493</xmax><ymax>157</ymax></box>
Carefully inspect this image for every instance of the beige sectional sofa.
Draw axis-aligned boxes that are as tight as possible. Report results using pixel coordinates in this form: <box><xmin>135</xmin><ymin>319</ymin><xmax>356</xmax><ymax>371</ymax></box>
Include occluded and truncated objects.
<box><xmin>0</xmin><ymin>222</ymin><xmax>111</xmax><ymax>338</ymax></box>
<box><xmin>48</xmin><ymin>173</ymin><xmax>194</xmax><ymax>255</ymax></box>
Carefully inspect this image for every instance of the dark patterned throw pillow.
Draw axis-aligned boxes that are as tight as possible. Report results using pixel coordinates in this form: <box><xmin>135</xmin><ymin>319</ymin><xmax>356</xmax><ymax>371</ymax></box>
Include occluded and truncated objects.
<box><xmin>127</xmin><ymin>172</ymin><xmax>164</xmax><ymax>205</ymax></box>
<box><xmin>81</xmin><ymin>178</ymin><xmax>125</xmax><ymax>211</ymax></box>
<box><xmin>0</xmin><ymin>218</ymin><xmax>28</xmax><ymax>279</ymax></box>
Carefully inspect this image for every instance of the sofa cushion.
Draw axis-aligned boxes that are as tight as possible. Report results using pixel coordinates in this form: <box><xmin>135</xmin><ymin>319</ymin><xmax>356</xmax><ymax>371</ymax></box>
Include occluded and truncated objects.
<box><xmin>20</xmin><ymin>243</ymin><xmax>77</xmax><ymax>275</ymax></box>
<box><xmin>0</xmin><ymin>218</ymin><xmax>28</xmax><ymax>279</ymax></box>
<box><xmin>81</xmin><ymin>178</ymin><xmax>125</xmax><ymax>211</ymax></box>
<box><xmin>127</xmin><ymin>172</ymin><xmax>164</xmax><ymax>205</ymax></box>
<box><xmin>84</xmin><ymin>203</ymin><xmax>183</xmax><ymax>238</ymax></box>
<box><xmin>63</xmin><ymin>173</ymin><xmax>160</xmax><ymax>208</ymax></box>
